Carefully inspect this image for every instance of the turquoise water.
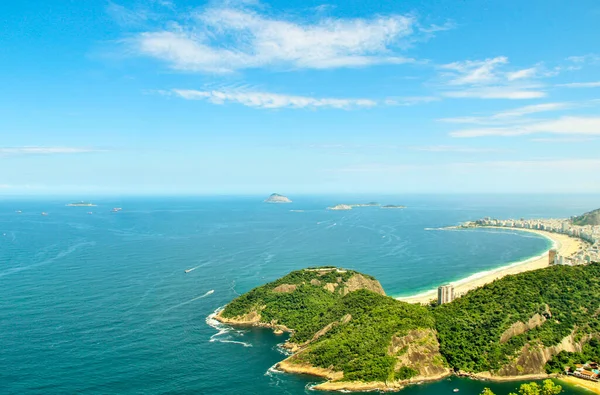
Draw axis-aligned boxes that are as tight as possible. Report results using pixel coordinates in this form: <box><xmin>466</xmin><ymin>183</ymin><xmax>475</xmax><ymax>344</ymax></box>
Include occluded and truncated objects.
<box><xmin>1</xmin><ymin>195</ymin><xmax>597</xmax><ymax>395</ymax></box>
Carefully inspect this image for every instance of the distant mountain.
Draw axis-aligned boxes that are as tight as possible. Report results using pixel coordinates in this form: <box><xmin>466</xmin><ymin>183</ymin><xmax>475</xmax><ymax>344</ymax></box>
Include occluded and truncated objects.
<box><xmin>572</xmin><ymin>208</ymin><xmax>600</xmax><ymax>226</ymax></box>
<box><xmin>264</xmin><ymin>193</ymin><xmax>292</xmax><ymax>203</ymax></box>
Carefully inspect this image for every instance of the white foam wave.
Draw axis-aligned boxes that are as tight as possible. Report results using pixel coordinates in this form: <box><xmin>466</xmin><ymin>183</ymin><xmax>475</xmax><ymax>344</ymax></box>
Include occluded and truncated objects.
<box><xmin>265</xmin><ymin>364</ymin><xmax>285</xmax><ymax>376</ymax></box>
<box><xmin>206</xmin><ymin>307</ymin><xmax>252</xmax><ymax>347</ymax></box>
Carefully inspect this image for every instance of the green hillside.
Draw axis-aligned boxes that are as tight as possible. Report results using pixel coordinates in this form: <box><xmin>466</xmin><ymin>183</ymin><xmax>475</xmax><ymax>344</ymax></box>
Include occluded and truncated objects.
<box><xmin>217</xmin><ymin>264</ymin><xmax>600</xmax><ymax>388</ymax></box>
<box><xmin>572</xmin><ymin>208</ymin><xmax>600</xmax><ymax>226</ymax></box>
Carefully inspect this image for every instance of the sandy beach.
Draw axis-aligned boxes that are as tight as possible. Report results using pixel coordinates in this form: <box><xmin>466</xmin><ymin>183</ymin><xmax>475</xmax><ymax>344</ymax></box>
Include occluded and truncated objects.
<box><xmin>397</xmin><ymin>227</ymin><xmax>585</xmax><ymax>305</ymax></box>
<box><xmin>559</xmin><ymin>376</ymin><xmax>600</xmax><ymax>394</ymax></box>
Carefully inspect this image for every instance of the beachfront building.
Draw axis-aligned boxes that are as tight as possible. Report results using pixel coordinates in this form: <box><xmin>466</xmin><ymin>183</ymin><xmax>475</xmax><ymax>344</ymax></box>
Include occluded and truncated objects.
<box><xmin>437</xmin><ymin>285</ymin><xmax>454</xmax><ymax>305</ymax></box>
<box><xmin>549</xmin><ymin>249</ymin><xmax>557</xmax><ymax>265</ymax></box>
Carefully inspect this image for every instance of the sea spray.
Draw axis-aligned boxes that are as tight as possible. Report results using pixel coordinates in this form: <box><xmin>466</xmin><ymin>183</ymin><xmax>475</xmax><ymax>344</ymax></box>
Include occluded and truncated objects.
<box><xmin>206</xmin><ymin>307</ymin><xmax>252</xmax><ymax>347</ymax></box>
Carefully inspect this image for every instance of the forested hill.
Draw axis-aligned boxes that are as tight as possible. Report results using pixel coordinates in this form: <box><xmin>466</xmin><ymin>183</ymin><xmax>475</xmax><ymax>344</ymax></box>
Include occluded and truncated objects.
<box><xmin>572</xmin><ymin>208</ymin><xmax>600</xmax><ymax>226</ymax></box>
<box><xmin>215</xmin><ymin>264</ymin><xmax>600</xmax><ymax>390</ymax></box>
<box><xmin>434</xmin><ymin>263</ymin><xmax>600</xmax><ymax>375</ymax></box>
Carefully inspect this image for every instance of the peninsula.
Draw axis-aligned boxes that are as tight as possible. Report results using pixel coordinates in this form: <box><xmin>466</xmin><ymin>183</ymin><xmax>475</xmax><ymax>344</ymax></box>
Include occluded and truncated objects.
<box><xmin>264</xmin><ymin>193</ymin><xmax>292</xmax><ymax>203</ymax></box>
<box><xmin>214</xmin><ymin>264</ymin><xmax>600</xmax><ymax>392</ymax></box>
<box><xmin>66</xmin><ymin>201</ymin><xmax>97</xmax><ymax>207</ymax></box>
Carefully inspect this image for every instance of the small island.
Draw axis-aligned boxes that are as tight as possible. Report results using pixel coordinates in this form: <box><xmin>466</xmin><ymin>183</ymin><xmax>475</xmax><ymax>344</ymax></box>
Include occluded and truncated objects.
<box><xmin>327</xmin><ymin>204</ymin><xmax>353</xmax><ymax>211</ymax></box>
<box><xmin>66</xmin><ymin>201</ymin><xmax>97</xmax><ymax>207</ymax></box>
<box><xmin>213</xmin><ymin>263</ymin><xmax>600</xmax><ymax>392</ymax></box>
<box><xmin>327</xmin><ymin>203</ymin><xmax>407</xmax><ymax>211</ymax></box>
<box><xmin>264</xmin><ymin>193</ymin><xmax>292</xmax><ymax>204</ymax></box>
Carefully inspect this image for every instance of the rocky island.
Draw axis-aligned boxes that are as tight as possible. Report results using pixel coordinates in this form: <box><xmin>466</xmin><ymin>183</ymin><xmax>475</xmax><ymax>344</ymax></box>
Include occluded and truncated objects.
<box><xmin>264</xmin><ymin>193</ymin><xmax>292</xmax><ymax>203</ymax></box>
<box><xmin>214</xmin><ymin>264</ymin><xmax>600</xmax><ymax>392</ymax></box>
<box><xmin>381</xmin><ymin>204</ymin><xmax>406</xmax><ymax>209</ymax></box>
<box><xmin>327</xmin><ymin>204</ymin><xmax>353</xmax><ymax>211</ymax></box>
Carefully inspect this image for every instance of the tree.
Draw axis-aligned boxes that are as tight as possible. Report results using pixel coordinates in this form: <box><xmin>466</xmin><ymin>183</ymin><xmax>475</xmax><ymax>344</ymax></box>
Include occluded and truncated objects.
<box><xmin>481</xmin><ymin>389</ymin><xmax>495</xmax><ymax>395</ymax></box>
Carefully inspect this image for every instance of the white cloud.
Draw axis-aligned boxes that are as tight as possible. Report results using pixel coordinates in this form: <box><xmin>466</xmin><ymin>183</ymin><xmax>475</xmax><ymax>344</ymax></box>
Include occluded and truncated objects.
<box><xmin>506</xmin><ymin>67</ymin><xmax>538</xmax><ymax>81</ymax></box>
<box><xmin>0</xmin><ymin>147</ymin><xmax>99</xmax><ymax>156</ymax></box>
<box><xmin>567</xmin><ymin>54</ymin><xmax>600</xmax><ymax>64</ymax></box>
<box><xmin>409</xmin><ymin>145</ymin><xmax>508</xmax><ymax>153</ymax></box>
<box><xmin>130</xmin><ymin>5</ymin><xmax>421</xmax><ymax>72</ymax></box>
<box><xmin>530</xmin><ymin>137</ymin><xmax>597</xmax><ymax>143</ymax></box>
<box><xmin>557</xmin><ymin>81</ymin><xmax>600</xmax><ymax>88</ymax></box>
<box><xmin>450</xmin><ymin>116</ymin><xmax>600</xmax><ymax>138</ymax></box>
<box><xmin>332</xmin><ymin>158</ymin><xmax>600</xmax><ymax>173</ymax></box>
<box><xmin>437</xmin><ymin>57</ymin><xmax>559</xmax><ymax>99</ymax></box>
<box><xmin>491</xmin><ymin>102</ymin><xmax>572</xmax><ymax>118</ymax></box>
<box><xmin>442</xmin><ymin>87</ymin><xmax>546</xmax><ymax>99</ymax></box>
<box><xmin>170</xmin><ymin>89</ymin><xmax>377</xmax><ymax>109</ymax></box>
<box><xmin>165</xmin><ymin>89</ymin><xmax>438</xmax><ymax>109</ymax></box>
<box><xmin>441</xmin><ymin>56</ymin><xmax>508</xmax><ymax>85</ymax></box>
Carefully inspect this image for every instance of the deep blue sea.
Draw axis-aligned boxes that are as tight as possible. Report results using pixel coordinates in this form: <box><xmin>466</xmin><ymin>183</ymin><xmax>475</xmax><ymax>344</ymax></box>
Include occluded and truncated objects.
<box><xmin>1</xmin><ymin>195</ymin><xmax>599</xmax><ymax>395</ymax></box>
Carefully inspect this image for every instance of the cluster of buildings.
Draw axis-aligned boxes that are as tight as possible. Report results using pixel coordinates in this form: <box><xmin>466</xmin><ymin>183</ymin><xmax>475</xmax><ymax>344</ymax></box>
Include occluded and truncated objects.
<box><xmin>567</xmin><ymin>362</ymin><xmax>599</xmax><ymax>382</ymax></box>
<box><xmin>471</xmin><ymin>217</ymin><xmax>600</xmax><ymax>266</ymax></box>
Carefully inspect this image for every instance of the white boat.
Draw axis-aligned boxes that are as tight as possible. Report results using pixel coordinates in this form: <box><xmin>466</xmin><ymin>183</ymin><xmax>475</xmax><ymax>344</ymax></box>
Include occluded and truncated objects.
<box><xmin>15</xmin><ymin>210</ymin><xmax>22</xmax><ymax>214</ymax></box>
<box><xmin>185</xmin><ymin>269</ymin><xmax>193</xmax><ymax>273</ymax></box>
<box><xmin>454</xmin><ymin>389</ymin><xmax>459</xmax><ymax>393</ymax></box>
<box><xmin>41</xmin><ymin>212</ymin><xmax>48</xmax><ymax>216</ymax></box>
<box><xmin>111</xmin><ymin>208</ymin><xmax>122</xmax><ymax>212</ymax></box>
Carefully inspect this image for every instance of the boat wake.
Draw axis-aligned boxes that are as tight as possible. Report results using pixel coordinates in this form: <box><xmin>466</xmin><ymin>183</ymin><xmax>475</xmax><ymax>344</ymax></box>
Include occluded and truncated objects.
<box><xmin>206</xmin><ymin>307</ymin><xmax>252</xmax><ymax>347</ymax></box>
<box><xmin>164</xmin><ymin>290</ymin><xmax>214</xmax><ymax>313</ymax></box>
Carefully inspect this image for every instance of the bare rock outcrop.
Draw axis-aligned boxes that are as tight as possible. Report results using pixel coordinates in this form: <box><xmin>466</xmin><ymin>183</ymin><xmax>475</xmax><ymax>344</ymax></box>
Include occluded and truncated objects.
<box><xmin>500</xmin><ymin>313</ymin><xmax>547</xmax><ymax>344</ymax></box>
<box><xmin>389</xmin><ymin>329</ymin><xmax>450</xmax><ymax>378</ymax></box>
<box><xmin>496</xmin><ymin>331</ymin><xmax>592</xmax><ymax>376</ymax></box>
<box><xmin>341</xmin><ymin>274</ymin><xmax>386</xmax><ymax>296</ymax></box>
<box><xmin>273</xmin><ymin>284</ymin><xmax>297</xmax><ymax>293</ymax></box>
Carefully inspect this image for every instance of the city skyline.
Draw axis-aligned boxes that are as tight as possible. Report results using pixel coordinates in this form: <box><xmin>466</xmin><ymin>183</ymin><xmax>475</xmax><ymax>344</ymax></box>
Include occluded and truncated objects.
<box><xmin>2</xmin><ymin>0</ymin><xmax>600</xmax><ymax>195</ymax></box>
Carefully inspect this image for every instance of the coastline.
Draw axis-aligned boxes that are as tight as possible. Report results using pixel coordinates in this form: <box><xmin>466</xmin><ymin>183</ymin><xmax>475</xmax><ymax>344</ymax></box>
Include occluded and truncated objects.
<box><xmin>559</xmin><ymin>376</ymin><xmax>600</xmax><ymax>394</ymax></box>
<box><xmin>397</xmin><ymin>227</ymin><xmax>584</xmax><ymax>305</ymax></box>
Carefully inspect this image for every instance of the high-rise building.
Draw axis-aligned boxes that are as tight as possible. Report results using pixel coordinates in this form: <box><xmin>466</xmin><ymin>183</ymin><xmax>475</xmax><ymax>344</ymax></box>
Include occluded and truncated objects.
<box><xmin>549</xmin><ymin>249</ymin><xmax>558</xmax><ymax>265</ymax></box>
<box><xmin>437</xmin><ymin>284</ymin><xmax>454</xmax><ymax>305</ymax></box>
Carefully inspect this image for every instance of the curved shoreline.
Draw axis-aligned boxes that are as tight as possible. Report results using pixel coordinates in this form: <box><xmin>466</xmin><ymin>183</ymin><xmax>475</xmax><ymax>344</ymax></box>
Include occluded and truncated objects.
<box><xmin>396</xmin><ymin>227</ymin><xmax>584</xmax><ymax>304</ymax></box>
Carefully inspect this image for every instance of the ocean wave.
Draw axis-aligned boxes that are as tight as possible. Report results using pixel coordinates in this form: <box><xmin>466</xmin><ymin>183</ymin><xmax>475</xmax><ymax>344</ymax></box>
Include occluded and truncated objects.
<box><xmin>265</xmin><ymin>364</ymin><xmax>285</xmax><ymax>376</ymax></box>
<box><xmin>206</xmin><ymin>307</ymin><xmax>252</xmax><ymax>348</ymax></box>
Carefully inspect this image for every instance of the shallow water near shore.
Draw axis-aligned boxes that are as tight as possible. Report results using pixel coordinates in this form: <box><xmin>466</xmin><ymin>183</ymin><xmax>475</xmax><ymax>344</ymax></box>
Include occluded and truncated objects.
<box><xmin>1</xmin><ymin>195</ymin><xmax>598</xmax><ymax>394</ymax></box>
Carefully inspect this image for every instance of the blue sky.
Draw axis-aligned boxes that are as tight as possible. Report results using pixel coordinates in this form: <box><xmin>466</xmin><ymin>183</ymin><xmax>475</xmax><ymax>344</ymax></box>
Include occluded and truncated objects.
<box><xmin>1</xmin><ymin>0</ymin><xmax>600</xmax><ymax>195</ymax></box>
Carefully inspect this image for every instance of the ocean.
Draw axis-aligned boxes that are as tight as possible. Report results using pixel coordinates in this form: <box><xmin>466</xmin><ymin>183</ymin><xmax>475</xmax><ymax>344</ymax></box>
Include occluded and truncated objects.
<box><xmin>1</xmin><ymin>195</ymin><xmax>598</xmax><ymax>395</ymax></box>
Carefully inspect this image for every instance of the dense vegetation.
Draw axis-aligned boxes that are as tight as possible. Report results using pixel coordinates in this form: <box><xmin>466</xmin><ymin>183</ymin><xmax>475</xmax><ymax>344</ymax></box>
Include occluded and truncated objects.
<box><xmin>296</xmin><ymin>290</ymin><xmax>435</xmax><ymax>382</ymax></box>
<box><xmin>221</xmin><ymin>268</ymin><xmax>375</xmax><ymax>342</ymax></box>
<box><xmin>572</xmin><ymin>208</ymin><xmax>600</xmax><ymax>226</ymax></box>
<box><xmin>483</xmin><ymin>379</ymin><xmax>562</xmax><ymax>395</ymax></box>
<box><xmin>434</xmin><ymin>263</ymin><xmax>600</xmax><ymax>372</ymax></box>
<box><xmin>545</xmin><ymin>338</ymin><xmax>600</xmax><ymax>373</ymax></box>
<box><xmin>220</xmin><ymin>264</ymin><xmax>600</xmax><ymax>384</ymax></box>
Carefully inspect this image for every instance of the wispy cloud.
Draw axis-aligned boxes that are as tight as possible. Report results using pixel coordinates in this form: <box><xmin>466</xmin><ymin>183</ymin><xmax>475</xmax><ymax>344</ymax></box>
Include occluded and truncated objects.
<box><xmin>169</xmin><ymin>89</ymin><xmax>377</xmax><ymax>109</ymax></box>
<box><xmin>409</xmin><ymin>145</ymin><xmax>509</xmax><ymax>153</ymax></box>
<box><xmin>442</xmin><ymin>87</ymin><xmax>546</xmax><ymax>100</ymax></box>
<box><xmin>332</xmin><ymin>158</ymin><xmax>600</xmax><ymax>173</ymax></box>
<box><xmin>164</xmin><ymin>88</ymin><xmax>437</xmax><ymax>109</ymax></box>
<box><xmin>530</xmin><ymin>137</ymin><xmax>597</xmax><ymax>143</ymax></box>
<box><xmin>124</xmin><ymin>4</ymin><xmax>449</xmax><ymax>72</ymax></box>
<box><xmin>0</xmin><ymin>147</ymin><xmax>100</xmax><ymax>156</ymax></box>
<box><xmin>439</xmin><ymin>102</ymin><xmax>574</xmax><ymax>125</ymax></box>
<box><xmin>567</xmin><ymin>54</ymin><xmax>600</xmax><ymax>64</ymax></box>
<box><xmin>437</xmin><ymin>57</ymin><xmax>553</xmax><ymax>99</ymax></box>
<box><xmin>557</xmin><ymin>81</ymin><xmax>600</xmax><ymax>88</ymax></box>
<box><xmin>450</xmin><ymin>116</ymin><xmax>600</xmax><ymax>138</ymax></box>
